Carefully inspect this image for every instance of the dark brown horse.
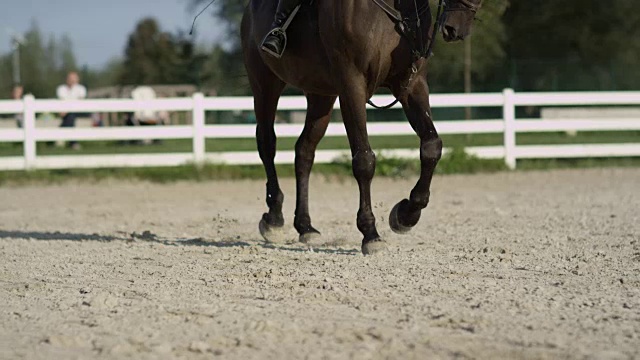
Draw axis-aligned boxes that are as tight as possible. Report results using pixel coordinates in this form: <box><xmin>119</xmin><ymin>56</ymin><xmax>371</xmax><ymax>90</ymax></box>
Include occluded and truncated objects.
<box><xmin>241</xmin><ymin>0</ymin><xmax>482</xmax><ymax>255</ymax></box>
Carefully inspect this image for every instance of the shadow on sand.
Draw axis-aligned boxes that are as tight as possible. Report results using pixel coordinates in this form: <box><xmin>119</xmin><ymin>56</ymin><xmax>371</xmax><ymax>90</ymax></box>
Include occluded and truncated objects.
<box><xmin>0</xmin><ymin>230</ymin><xmax>360</xmax><ymax>255</ymax></box>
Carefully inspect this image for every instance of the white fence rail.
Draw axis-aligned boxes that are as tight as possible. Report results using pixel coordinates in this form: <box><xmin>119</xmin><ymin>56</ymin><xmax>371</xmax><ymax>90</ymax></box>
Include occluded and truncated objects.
<box><xmin>1</xmin><ymin>89</ymin><xmax>639</xmax><ymax>171</ymax></box>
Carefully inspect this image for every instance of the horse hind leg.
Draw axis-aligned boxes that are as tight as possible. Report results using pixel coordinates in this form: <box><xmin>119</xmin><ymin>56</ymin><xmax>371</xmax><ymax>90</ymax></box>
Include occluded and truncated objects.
<box><xmin>246</xmin><ymin>49</ymin><xmax>287</xmax><ymax>243</ymax></box>
<box><xmin>389</xmin><ymin>76</ymin><xmax>442</xmax><ymax>234</ymax></box>
<box><xmin>294</xmin><ymin>94</ymin><xmax>336</xmax><ymax>245</ymax></box>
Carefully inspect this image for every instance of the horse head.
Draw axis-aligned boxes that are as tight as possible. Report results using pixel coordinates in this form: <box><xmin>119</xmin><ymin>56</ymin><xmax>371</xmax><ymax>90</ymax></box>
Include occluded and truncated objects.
<box><xmin>441</xmin><ymin>0</ymin><xmax>482</xmax><ymax>42</ymax></box>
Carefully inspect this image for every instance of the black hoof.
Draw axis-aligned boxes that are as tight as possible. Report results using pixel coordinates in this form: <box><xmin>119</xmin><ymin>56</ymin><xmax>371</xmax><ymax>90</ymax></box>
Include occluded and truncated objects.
<box><xmin>361</xmin><ymin>238</ymin><xmax>388</xmax><ymax>255</ymax></box>
<box><xmin>389</xmin><ymin>200</ymin><xmax>414</xmax><ymax>234</ymax></box>
<box><xmin>295</xmin><ymin>222</ymin><xmax>322</xmax><ymax>244</ymax></box>
<box><xmin>299</xmin><ymin>230</ymin><xmax>323</xmax><ymax>245</ymax></box>
<box><xmin>259</xmin><ymin>214</ymin><xmax>287</xmax><ymax>244</ymax></box>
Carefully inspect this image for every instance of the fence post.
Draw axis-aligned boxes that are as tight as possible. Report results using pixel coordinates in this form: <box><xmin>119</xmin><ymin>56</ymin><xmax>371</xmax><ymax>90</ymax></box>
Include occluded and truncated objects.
<box><xmin>502</xmin><ymin>88</ymin><xmax>516</xmax><ymax>169</ymax></box>
<box><xmin>23</xmin><ymin>94</ymin><xmax>36</xmax><ymax>170</ymax></box>
<box><xmin>192</xmin><ymin>92</ymin><xmax>206</xmax><ymax>166</ymax></box>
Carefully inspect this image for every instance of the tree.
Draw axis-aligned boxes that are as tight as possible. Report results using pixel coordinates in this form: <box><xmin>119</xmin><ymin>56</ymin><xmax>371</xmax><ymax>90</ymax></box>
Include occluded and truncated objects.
<box><xmin>58</xmin><ymin>35</ymin><xmax>79</xmax><ymax>79</ymax></box>
<box><xmin>189</xmin><ymin>0</ymin><xmax>248</xmax><ymax>94</ymax></box>
<box><xmin>504</xmin><ymin>0</ymin><xmax>640</xmax><ymax>91</ymax></box>
<box><xmin>119</xmin><ymin>18</ymin><xmax>207</xmax><ymax>86</ymax></box>
<box><xmin>0</xmin><ymin>21</ymin><xmax>81</xmax><ymax>99</ymax></box>
<box><xmin>200</xmin><ymin>44</ymin><xmax>248</xmax><ymax>95</ymax></box>
<box><xmin>80</xmin><ymin>58</ymin><xmax>124</xmax><ymax>90</ymax></box>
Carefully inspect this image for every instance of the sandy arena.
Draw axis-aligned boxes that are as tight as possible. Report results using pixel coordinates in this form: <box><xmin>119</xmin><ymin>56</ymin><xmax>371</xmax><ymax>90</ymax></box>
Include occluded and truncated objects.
<box><xmin>0</xmin><ymin>168</ymin><xmax>639</xmax><ymax>359</ymax></box>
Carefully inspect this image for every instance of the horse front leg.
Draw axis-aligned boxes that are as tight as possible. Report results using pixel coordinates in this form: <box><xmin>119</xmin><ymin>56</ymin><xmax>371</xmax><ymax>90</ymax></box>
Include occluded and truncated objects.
<box><xmin>389</xmin><ymin>76</ymin><xmax>442</xmax><ymax>233</ymax></box>
<box><xmin>246</xmin><ymin>49</ymin><xmax>287</xmax><ymax>243</ymax></box>
<box><xmin>294</xmin><ymin>94</ymin><xmax>336</xmax><ymax>244</ymax></box>
<box><xmin>339</xmin><ymin>80</ymin><xmax>387</xmax><ymax>255</ymax></box>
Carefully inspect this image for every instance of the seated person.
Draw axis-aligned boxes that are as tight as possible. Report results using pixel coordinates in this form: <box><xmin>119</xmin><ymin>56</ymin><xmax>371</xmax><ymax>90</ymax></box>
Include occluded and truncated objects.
<box><xmin>123</xmin><ymin>86</ymin><xmax>169</xmax><ymax>145</ymax></box>
<box><xmin>128</xmin><ymin>86</ymin><xmax>168</xmax><ymax>126</ymax></box>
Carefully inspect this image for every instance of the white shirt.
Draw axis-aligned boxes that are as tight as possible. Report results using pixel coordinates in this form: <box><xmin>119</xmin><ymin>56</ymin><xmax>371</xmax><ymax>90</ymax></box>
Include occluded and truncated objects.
<box><xmin>57</xmin><ymin>84</ymin><xmax>87</xmax><ymax>100</ymax></box>
<box><xmin>131</xmin><ymin>86</ymin><xmax>157</xmax><ymax>121</ymax></box>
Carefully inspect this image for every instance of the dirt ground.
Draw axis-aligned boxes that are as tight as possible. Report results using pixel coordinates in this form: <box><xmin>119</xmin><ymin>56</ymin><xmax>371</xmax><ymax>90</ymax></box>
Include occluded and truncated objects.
<box><xmin>0</xmin><ymin>168</ymin><xmax>639</xmax><ymax>360</ymax></box>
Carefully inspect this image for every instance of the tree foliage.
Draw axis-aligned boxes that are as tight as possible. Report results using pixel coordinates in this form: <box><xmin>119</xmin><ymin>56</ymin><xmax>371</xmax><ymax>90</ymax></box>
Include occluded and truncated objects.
<box><xmin>190</xmin><ymin>0</ymin><xmax>249</xmax><ymax>94</ymax></box>
<box><xmin>0</xmin><ymin>22</ymin><xmax>130</xmax><ymax>99</ymax></box>
<box><xmin>119</xmin><ymin>18</ymin><xmax>208</xmax><ymax>86</ymax></box>
<box><xmin>191</xmin><ymin>0</ymin><xmax>640</xmax><ymax>93</ymax></box>
<box><xmin>0</xmin><ymin>22</ymin><xmax>80</xmax><ymax>98</ymax></box>
<box><xmin>504</xmin><ymin>0</ymin><xmax>640</xmax><ymax>91</ymax></box>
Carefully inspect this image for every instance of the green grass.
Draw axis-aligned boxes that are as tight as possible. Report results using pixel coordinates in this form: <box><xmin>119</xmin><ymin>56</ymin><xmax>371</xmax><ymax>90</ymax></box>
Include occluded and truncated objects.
<box><xmin>0</xmin><ymin>148</ymin><xmax>503</xmax><ymax>185</ymax></box>
<box><xmin>2</xmin><ymin>147</ymin><xmax>639</xmax><ymax>186</ymax></box>
<box><xmin>0</xmin><ymin>131</ymin><xmax>637</xmax><ymax>185</ymax></box>
<box><xmin>1</xmin><ymin>131</ymin><xmax>638</xmax><ymax>157</ymax></box>
<box><xmin>517</xmin><ymin>157</ymin><xmax>640</xmax><ymax>170</ymax></box>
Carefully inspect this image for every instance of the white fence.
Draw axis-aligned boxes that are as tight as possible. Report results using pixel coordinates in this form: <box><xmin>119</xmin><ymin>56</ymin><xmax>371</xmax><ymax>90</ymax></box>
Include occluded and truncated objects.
<box><xmin>1</xmin><ymin>89</ymin><xmax>639</xmax><ymax>171</ymax></box>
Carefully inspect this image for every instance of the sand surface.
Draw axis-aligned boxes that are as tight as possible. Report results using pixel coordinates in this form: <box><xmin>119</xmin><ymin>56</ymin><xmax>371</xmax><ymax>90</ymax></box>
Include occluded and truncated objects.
<box><xmin>0</xmin><ymin>168</ymin><xmax>639</xmax><ymax>359</ymax></box>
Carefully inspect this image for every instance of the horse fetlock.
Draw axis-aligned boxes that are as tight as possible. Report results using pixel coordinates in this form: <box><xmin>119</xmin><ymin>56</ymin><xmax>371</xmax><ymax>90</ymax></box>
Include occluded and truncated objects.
<box><xmin>357</xmin><ymin>222</ymin><xmax>378</xmax><ymax>238</ymax></box>
<box><xmin>389</xmin><ymin>199</ymin><xmax>421</xmax><ymax>234</ymax></box>
<box><xmin>262</xmin><ymin>211</ymin><xmax>284</xmax><ymax>227</ymax></box>
<box><xmin>293</xmin><ymin>215</ymin><xmax>315</xmax><ymax>233</ymax></box>
<box><xmin>266</xmin><ymin>186</ymin><xmax>284</xmax><ymax>209</ymax></box>
<box><xmin>356</xmin><ymin>210</ymin><xmax>378</xmax><ymax>239</ymax></box>
<box><xmin>409</xmin><ymin>189</ymin><xmax>431</xmax><ymax>210</ymax></box>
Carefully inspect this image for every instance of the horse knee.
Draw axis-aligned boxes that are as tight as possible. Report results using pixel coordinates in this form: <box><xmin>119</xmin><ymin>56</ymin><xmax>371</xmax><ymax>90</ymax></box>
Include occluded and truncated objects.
<box><xmin>352</xmin><ymin>149</ymin><xmax>376</xmax><ymax>180</ymax></box>
<box><xmin>295</xmin><ymin>141</ymin><xmax>315</xmax><ymax>172</ymax></box>
<box><xmin>420</xmin><ymin>138</ymin><xmax>442</xmax><ymax>163</ymax></box>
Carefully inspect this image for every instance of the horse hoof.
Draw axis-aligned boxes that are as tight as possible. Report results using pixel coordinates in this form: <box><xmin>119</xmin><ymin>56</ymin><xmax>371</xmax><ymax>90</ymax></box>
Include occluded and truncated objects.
<box><xmin>389</xmin><ymin>201</ymin><xmax>413</xmax><ymax>234</ymax></box>
<box><xmin>361</xmin><ymin>239</ymin><xmax>388</xmax><ymax>255</ymax></box>
<box><xmin>299</xmin><ymin>231</ymin><xmax>323</xmax><ymax>246</ymax></box>
<box><xmin>259</xmin><ymin>218</ymin><xmax>287</xmax><ymax>244</ymax></box>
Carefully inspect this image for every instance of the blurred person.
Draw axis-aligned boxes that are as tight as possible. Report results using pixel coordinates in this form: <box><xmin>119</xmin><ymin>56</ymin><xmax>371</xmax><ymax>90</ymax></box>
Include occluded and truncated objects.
<box><xmin>56</xmin><ymin>71</ymin><xmax>87</xmax><ymax>150</ymax></box>
<box><xmin>12</xmin><ymin>84</ymin><xmax>23</xmax><ymax>99</ymax></box>
<box><xmin>12</xmin><ymin>85</ymin><xmax>24</xmax><ymax>128</ymax></box>
<box><xmin>123</xmin><ymin>86</ymin><xmax>167</xmax><ymax>145</ymax></box>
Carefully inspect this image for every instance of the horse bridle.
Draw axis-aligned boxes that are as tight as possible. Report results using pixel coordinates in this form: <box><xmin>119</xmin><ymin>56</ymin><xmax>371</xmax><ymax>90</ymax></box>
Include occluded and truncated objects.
<box><xmin>368</xmin><ymin>0</ymin><xmax>477</xmax><ymax>109</ymax></box>
<box><xmin>426</xmin><ymin>0</ymin><xmax>448</xmax><ymax>58</ymax></box>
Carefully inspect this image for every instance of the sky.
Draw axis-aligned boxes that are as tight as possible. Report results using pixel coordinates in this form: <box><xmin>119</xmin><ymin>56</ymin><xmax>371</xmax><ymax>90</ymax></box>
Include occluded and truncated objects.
<box><xmin>0</xmin><ymin>0</ymin><xmax>224</xmax><ymax>69</ymax></box>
